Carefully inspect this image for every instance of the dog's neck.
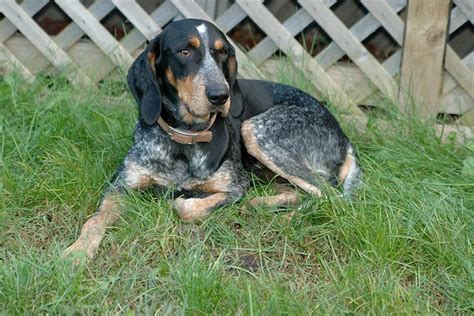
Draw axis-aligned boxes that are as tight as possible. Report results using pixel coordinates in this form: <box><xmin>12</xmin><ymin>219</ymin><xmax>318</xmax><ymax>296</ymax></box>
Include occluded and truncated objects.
<box><xmin>156</xmin><ymin>97</ymin><xmax>219</xmax><ymax>144</ymax></box>
<box><xmin>160</xmin><ymin>96</ymin><xmax>214</xmax><ymax>131</ymax></box>
<box><xmin>156</xmin><ymin>113</ymin><xmax>216</xmax><ymax>144</ymax></box>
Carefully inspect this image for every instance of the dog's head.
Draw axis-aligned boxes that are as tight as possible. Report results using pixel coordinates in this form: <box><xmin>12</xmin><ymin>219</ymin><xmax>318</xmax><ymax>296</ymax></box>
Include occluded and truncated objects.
<box><xmin>127</xmin><ymin>19</ymin><xmax>241</xmax><ymax>127</ymax></box>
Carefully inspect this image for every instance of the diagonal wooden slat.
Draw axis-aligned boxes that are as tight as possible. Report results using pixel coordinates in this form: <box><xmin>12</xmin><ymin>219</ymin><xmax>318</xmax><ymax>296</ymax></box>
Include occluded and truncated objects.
<box><xmin>299</xmin><ymin>0</ymin><xmax>398</xmax><ymax>101</ymax></box>
<box><xmin>214</xmin><ymin>3</ymin><xmax>248</xmax><ymax>33</ymax></box>
<box><xmin>170</xmin><ymin>0</ymin><xmax>265</xmax><ymax>80</ymax></box>
<box><xmin>0</xmin><ymin>1</ymin><xmax>93</xmax><ymax>87</ymax></box>
<box><xmin>119</xmin><ymin>2</ymin><xmax>177</xmax><ymax>53</ymax></box>
<box><xmin>443</xmin><ymin>52</ymin><xmax>473</xmax><ymax>95</ymax></box>
<box><xmin>0</xmin><ymin>0</ymin><xmax>48</xmax><ymax>43</ymax></box>
<box><xmin>0</xmin><ymin>42</ymin><xmax>35</xmax><ymax>83</ymax></box>
<box><xmin>56</xmin><ymin>0</ymin><xmax>134</xmax><ymax>73</ymax></box>
<box><xmin>449</xmin><ymin>6</ymin><xmax>472</xmax><ymax>31</ymax></box>
<box><xmin>0</xmin><ymin>1</ymin><xmax>115</xmax><ymax>83</ymax></box>
<box><xmin>442</xmin><ymin>50</ymin><xmax>474</xmax><ymax>100</ymax></box>
<box><xmin>442</xmin><ymin>56</ymin><xmax>473</xmax><ymax>115</ymax></box>
<box><xmin>249</xmin><ymin>0</ymin><xmax>399</xmax><ymax>68</ymax></box>
<box><xmin>0</xmin><ymin>0</ymin><xmax>48</xmax><ymax>83</ymax></box>
<box><xmin>197</xmin><ymin>0</ymin><xmax>217</xmax><ymax>19</ymax></box>
<box><xmin>362</xmin><ymin>0</ymin><xmax>474</xmax><ymax>101</ymax></box>
<box><xmin>54</xmin><ymin>1</ymin><xmax>115</xmax><ymax>50</ymax></box>
<box><xmin>349</xmin><ymin>47</ymin><xmax>472</xmax><ymax>108</ymax></box>
<box><xmin>247</xmin><ymin>8</ymin><xmax>316</xmax><ymax>65</ymax></box>
<box><xmin>112</xmin><ymin>0</ymin><xmax>162</xmax><ymax>41</ymax></box>
<box><xmin>459</xmin><ymin>108</ymin><xmax>474</xmax><ymax>127</ymax></box>
<box><xmin>17</xmin><ymin>0</ymin><xmax>117</xmax><ymax>83</ymax></box>
<box><xmin>315</xmin><ymin>0</ymin><xmax>406</xmax><ymax>70</ymax></box>
<box><xmin>90</xmin><ymin>2</ymin><xmax>178</xmax><ymax>82</ymax></box>
<box><xmin>454</xmin><ymin>0</ymin><xmax>474</xmax><ymax>24</ymax></box>
<box><xmin>247</xmin><ymin>0</ymin><xmax>341</xmax><ymax>65</ymax></box>
<box><xmin>248</xmin><ymin>0</ymin><xmax>402</xmax><ymax>68</ymax></box>
<box><xmin>235</xmin><ymin>0</ymin><xmax>364</xmax><ymax>115</ymax></box>
<box><xmin>359</xmin><ymin>0</ymin><xmax>405</xmax><ymax>44</ymax></box>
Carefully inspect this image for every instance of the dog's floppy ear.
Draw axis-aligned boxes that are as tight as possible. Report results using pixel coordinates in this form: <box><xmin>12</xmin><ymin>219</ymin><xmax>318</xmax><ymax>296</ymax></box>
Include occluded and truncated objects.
<box><xmin>127</xmin><ymin>35</ymin><xmax>162</xmax><ymax>125</ymax></box>
<box><xmin>225</xmin><ymin>44</ymin><xmax>243</xmax><ymax>118</ymax></box>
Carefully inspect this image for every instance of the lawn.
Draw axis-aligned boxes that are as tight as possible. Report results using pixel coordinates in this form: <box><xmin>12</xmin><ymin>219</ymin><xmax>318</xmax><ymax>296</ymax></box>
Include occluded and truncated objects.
<box><xmin>0</xmin><ymin>70</ymin><xmax>472</xmax><ymax>314</ymax></box>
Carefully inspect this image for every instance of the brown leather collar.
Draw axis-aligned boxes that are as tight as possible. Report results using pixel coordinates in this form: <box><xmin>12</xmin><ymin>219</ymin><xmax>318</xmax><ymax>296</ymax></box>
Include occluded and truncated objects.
<box><xmin>157</xmin><ymin>113</ymin><xmax>217</xmax><ymax>145</ymax></box>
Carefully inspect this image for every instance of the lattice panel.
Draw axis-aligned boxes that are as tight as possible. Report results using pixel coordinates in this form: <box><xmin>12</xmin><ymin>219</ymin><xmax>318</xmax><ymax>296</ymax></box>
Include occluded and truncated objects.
<box><xmin>0</xmin><ymin>0</ymin><xmax>472</xmax><ymax>120</ymax></box>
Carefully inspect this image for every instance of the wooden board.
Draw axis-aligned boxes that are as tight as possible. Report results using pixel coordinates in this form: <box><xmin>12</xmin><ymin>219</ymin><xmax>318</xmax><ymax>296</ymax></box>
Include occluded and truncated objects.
<box><xmin>399</xmin><ymin>0</ymin><xmax>451</xmax><ymax>117</ymax></box>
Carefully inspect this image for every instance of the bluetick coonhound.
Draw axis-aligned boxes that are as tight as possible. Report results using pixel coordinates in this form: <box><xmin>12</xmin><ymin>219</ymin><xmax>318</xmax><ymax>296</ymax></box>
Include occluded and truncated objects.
<box><xmin>64</xmin><ymin>19</ymin><xmax>361</xmax><ymax>260</ymax></box>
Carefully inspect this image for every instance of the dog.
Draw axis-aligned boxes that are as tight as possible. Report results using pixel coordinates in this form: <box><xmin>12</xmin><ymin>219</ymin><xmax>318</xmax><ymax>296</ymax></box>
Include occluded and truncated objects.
<box><xmin>64</xmin><ymin>19</ymin><xmax>361</xmax><ymax>260</ymax></box>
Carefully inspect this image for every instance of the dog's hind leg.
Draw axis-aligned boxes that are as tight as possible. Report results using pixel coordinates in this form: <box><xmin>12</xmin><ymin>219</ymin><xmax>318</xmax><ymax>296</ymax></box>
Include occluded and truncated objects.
<box><xmin>249</xmin><ymin>183</ymin><xmax>299</xmax><ymax>207</ymax></box>
<box><xmin>242</xmin><ymin>119</ymin><xmax>323</xmax><ymax>197</ymax></box>
<box><xmin>241</xmin><ymin>104</ymin><xmax>356</xmax><ymax>197</ymax></box>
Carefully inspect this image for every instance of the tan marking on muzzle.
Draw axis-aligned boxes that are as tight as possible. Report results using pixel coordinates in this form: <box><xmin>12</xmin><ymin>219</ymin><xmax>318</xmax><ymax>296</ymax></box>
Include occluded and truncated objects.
<box><xmin>219</xmin><ymin>98</ymin><xmax>231</xmax><ymax>117</ymax></box>
<box><xmin>176</xmin><ymin>74</ymin><xmax>212</xmax><ymax>121</ymax></box>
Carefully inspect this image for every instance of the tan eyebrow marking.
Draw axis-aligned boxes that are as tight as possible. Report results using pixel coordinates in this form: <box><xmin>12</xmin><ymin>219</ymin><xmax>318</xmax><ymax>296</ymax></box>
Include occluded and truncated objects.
<box><xmin>189</xmin><ymin>36</ymin><xmax>201</xmax><ymax>48</ymax></box>
<box><xmin>214</xmin><ymin>39</ymin><xmax>224</xmax><ymax>50</ymax></box>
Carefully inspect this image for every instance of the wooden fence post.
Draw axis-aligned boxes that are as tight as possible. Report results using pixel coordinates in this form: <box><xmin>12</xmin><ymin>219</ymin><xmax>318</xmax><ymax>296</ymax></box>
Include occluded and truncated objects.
<box><xmin>399</xmin><ymin>0</ymin><xmax>451</xmax><ymax>118</ymax></box>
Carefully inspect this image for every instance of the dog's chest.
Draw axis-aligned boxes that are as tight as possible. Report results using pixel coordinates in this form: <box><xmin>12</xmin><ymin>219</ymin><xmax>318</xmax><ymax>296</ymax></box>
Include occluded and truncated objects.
<box><xmin>133</xmin><ymin>138</ymin><xmax>219</xmax><ymax>187</ymax></box>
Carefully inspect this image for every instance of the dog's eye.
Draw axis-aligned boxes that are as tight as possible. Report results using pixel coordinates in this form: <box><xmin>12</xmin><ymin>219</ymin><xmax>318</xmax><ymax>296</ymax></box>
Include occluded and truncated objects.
<box><xmin>178</xmin><ymin>49</ymin><xmax>191</xmax><ymax>57</ymax></box>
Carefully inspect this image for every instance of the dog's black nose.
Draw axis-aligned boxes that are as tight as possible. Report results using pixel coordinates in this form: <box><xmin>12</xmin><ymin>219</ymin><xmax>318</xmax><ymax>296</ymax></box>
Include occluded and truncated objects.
<box><xmin>206</xmin><ymin>86</ymin><xmax>229</xmax><ymax>106</ymax></box>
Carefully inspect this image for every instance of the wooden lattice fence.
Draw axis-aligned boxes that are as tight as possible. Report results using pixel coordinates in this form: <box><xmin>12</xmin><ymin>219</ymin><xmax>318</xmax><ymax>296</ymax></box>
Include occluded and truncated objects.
<box><xmin>0</xmin><ymin>0</ymin><xmax>473</xmax><ymax>129</ymax></box>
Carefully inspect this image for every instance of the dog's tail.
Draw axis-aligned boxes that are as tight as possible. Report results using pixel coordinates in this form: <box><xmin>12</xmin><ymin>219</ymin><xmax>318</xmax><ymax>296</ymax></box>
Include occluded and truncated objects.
<box><xmin>342</xmin><ymin>147</ymin><xmax>362</xmax><ymax>198</ymax></box>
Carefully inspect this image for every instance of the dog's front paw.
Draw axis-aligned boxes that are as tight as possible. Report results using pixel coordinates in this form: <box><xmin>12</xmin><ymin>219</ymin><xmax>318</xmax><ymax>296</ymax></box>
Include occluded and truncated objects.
<box><xmin>62</xmin><ymin>238</ymin><xmax>99</xmax><ymax>264</ymax></box>
<box><xmin>174</xmin><ymin>197</ymin><xmax>210</xmax><ymax>222</ymax></box>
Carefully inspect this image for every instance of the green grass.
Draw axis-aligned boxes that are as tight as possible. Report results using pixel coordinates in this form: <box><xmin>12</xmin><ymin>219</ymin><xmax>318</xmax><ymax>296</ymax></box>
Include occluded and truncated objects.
<box><xmin>0</xmin><ymin>69</ymin><xmax>473</xmax><ymax>314</ymax></box>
